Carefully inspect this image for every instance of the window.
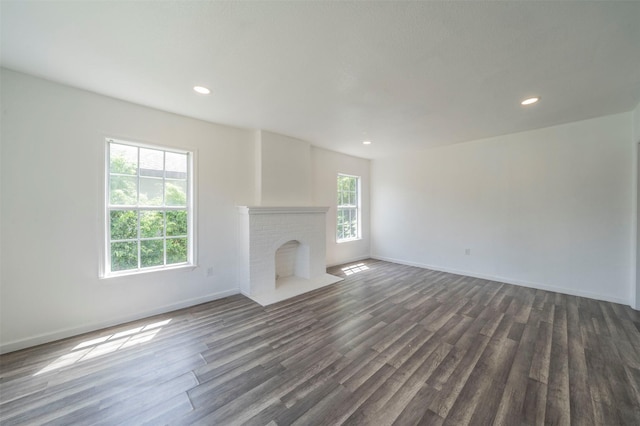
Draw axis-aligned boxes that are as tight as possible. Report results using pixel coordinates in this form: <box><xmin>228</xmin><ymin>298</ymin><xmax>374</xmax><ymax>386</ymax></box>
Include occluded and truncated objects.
<box><xmin>105</xmin><ymin>138</ymin><xmax>193</xmax><ymax>276</ymax></box>
<box><xmin>337</xmin><ymin>174</ymin><xmax>360</xmax><ymax>242</ymax></box>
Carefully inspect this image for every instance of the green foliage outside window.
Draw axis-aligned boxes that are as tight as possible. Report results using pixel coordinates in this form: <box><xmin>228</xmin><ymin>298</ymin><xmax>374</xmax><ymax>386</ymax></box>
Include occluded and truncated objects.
<box><xmin>108</xmin><ymin>141</ymin><xmax>190</xmax><ymax>273</ymax></box>
<box><xmin>337</xmin><ymin>174</ymin><xmax>359</xmax><ymax>241</ymax></box>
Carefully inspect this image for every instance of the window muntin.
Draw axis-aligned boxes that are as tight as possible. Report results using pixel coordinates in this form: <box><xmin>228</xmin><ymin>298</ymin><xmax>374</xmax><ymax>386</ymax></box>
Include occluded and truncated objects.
<box><xmin>337</xmin><ymin>174</ymin><xmax>360</xmax><ymax>242</ymax></box>
<box><xmin>106</xmin><ymin>139</ymin><xmax>193</xmax><ymax>276</ymax></box>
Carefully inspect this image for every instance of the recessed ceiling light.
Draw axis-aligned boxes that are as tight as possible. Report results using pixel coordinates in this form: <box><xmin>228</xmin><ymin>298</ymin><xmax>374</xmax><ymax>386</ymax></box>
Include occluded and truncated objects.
<box><xmin>193</xmin><ymin>86</ymin><xmax>210</xmax><ymax>95</ymax></box>
<box><xmin>363</xmin><ymin>140</ymin><xmax>372</xmax><ymax>145</ymax></box>
<box><xmin>521</xmin><ymin>97</ymin><xmax>540</xmax><ymax>106</ymax></box>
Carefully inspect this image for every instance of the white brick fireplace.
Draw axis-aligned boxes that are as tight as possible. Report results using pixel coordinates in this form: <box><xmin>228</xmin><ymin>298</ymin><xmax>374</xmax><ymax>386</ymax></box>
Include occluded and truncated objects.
<box><xmin>237</xmin><ymin>206</ymin><xmax>342</xmax><ymax>306</ymax></box>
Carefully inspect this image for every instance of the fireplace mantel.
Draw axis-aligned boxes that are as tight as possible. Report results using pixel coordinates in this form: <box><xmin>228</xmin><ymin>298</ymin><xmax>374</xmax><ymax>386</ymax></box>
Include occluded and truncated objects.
<box><xmin>237</xmin><ymin>206</ymin><xmax>330</xmax><ymax>215</ymax></box>
<box><xmin>237</xmin><ymin>205</ymin><xmax>341</xmax><ymax>306</ymax></box>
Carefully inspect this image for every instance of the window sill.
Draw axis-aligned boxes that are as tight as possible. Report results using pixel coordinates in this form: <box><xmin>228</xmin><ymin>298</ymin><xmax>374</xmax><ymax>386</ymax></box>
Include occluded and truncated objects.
<box><xmin>337</xmin><ymin>237</ymin><xmax>362</xmax><ymax>244</ymax></box>
<box><xmin>100</xmin><ymin>263</ymin><xmax>197</xmax><ymax>280</ymax></box>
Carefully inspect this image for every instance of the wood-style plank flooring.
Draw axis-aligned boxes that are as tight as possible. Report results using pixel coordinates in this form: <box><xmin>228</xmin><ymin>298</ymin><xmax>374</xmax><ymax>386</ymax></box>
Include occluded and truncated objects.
<box><xmin>2</xmin><ymin>259</ymin><xmax>640</xmax><ymax>425</ymax></box>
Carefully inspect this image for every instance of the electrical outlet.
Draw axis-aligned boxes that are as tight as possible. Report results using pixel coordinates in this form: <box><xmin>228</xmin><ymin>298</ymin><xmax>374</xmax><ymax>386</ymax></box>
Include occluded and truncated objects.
<box><xmin>465</xmin><ymin>248</ymin><xmax>471</xmax><ymax>255</ymax></box>
<box><xmin>207</xmin><ymin>267</ymin><xmax>214</xmax><ymax>277</ymax></box>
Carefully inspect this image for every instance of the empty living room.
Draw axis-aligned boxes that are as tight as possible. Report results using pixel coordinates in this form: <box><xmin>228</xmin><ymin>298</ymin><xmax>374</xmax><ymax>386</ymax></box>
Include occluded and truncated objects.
<box><xmin>2</xmin><ymin>1</ymin><xmax>640</xmax><ymax>425</ymax></box>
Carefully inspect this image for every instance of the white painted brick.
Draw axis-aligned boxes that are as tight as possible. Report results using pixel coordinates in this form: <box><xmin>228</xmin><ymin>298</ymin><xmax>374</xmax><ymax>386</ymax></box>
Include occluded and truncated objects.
<box><xmin>238</xmin><ymin>207</ymin><xmax>328</xmax><ymax>296</ymax></box>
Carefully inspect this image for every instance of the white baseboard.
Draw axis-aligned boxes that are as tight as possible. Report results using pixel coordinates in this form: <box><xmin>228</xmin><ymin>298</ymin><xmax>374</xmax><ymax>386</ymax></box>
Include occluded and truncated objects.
<box><xmin>0</xmin><ymin>289</ymin><xmax>239</xmax><ymax>355</ymax></box>
<box><xmin>371</xmin><ymin>255</ymin><xmax>630</xmax><ymax>306</ymax></box>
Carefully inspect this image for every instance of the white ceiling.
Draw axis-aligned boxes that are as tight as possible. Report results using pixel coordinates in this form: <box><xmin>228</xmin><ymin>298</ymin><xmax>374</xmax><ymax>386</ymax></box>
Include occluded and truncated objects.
<box><xmin>2</xmin><ymin>1</ymin><xmax>639</xmax><ymax>159</ymax></box>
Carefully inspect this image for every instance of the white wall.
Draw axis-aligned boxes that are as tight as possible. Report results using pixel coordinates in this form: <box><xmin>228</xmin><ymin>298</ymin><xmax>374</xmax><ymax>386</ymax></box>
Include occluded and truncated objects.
<box><xmin>312</xmin><ymin>147</ymin><xmax>371</xmax><ymax>266</ymax></box>
<box><xmin>372</xmin><ymin>113</ymin><xmax>634</xmax><ymax>305</ymax></box>
<box><xmin>634</xmin><ymin>102</ymin><xmax>640</xmax><ymax>309</ymax></box>
<box><xmin>0</xmin><ymin>69</ymin><xmax>257</xmax><ymax>353</ymax></box>
<box><xmin>634</xmin><ymin>102</ymin><xmax>640</xmax><ymax>143</ymax></box>
<box><xmin>0</xmin><ymin>69</ymin><xmax>372</xmax><ymax>352</ymax></box>
<box><xmin>635</xmin><ymin>136</ymin><xmax>639</xmax><ymax>309</ymax></box>
<box><xmin>258</xmin><ymin>130</ymin><xmax>311</xmax><ymax>206</ymax></box>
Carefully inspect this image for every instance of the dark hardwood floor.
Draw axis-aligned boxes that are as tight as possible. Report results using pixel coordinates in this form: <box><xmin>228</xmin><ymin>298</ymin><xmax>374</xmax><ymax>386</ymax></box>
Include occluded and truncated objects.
<box><xmin>2</xmin><ymin>259</ymin><xmax>640</xmax><ymax>425</ymax></box>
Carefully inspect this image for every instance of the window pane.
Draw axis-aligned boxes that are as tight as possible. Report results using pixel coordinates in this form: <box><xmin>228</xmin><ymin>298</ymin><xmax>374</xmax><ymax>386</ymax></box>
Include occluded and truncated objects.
<box><xmin>167</xmin><ymin>238</ymin><xmax>188</xmax><ymax>264</ymax></box>
<box><xmin>110</xmin><ymin>176</ymin><xmax>137</xmax><ymax>205</ymax></box>
<box><xmin>110</xmin><ymin>210</ymin><xmax>137</xmax><ymax>240</ymax></box>
<box><xmin>344</xmin><ymin>209</ymin><xmax>349</xmax><ymax>238</ymax></box>
<box><xmin>166</xmin><ymin>210</ymin><xmax>187</xmax><ymax>236</ymax></box>
<box><xmin>140</xmin><ymin>211</ymin><xmax>164</xmax><ymax>238</ymax></box>
<box><xmin>351</xmin><ymin>209</ymin><xmax>358</xmax><ymax>238</ymax></box>
<box><xmin>139</xmin><ymin>177</ymin><xmax>163</xmax><ymax>206</ymax></box>
<box><xmin>338</xmin><ymin>176</ymin><xmax>348</xmax><ymax>191</ymax></box>
<box><xmin>106</xmin><ymin>139</ymin><xmax>193</xmax><ymax>275</ymax></box>
<box><xmin>111</xmin><ymin>241</ymin><xmax>138</xmax><ymax>271</ymax></box>
<box><xmin>336</xmin><ymin>175</ymin><xmax>360</xmax><ymax>242</ymax></box>
<box><xmin>141</xmin><ymin>240</ymin><xmax>164</xmax><ymax>267</ymax></box>
<box><xmin>140</xmin><ymin>148</ymin><xmax>164</xmax><ymax>177</ymax></box>
<box><xmin>353</xmin><ymin>210</ymin><xmax>358</xmax><ymax>237</ymax></box>
<box><xmin>110</xmin><ymin>144</ymin><xmax>138</xmax><ymax>175</ymax></box>
<box><xmin>165</xmin><ymin>180</ymin><xmax>187</xmax><ymax>206</ymax></box>
<box><xmin>166</xmin><ymin>152</ymin><xmax>187</xmax><ymax>179</ymax></box>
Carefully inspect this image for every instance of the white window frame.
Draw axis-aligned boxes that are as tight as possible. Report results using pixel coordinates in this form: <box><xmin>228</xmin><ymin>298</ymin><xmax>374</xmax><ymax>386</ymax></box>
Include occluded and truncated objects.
<box><xmin>102</xmin><ymin>138</ymin><xmax>195</xmax><ymax>278</ymax></box>
<box><xmin>337</xmin><ymin>173</ymin><xmax>361</xmax><ymax>243</ymax></box>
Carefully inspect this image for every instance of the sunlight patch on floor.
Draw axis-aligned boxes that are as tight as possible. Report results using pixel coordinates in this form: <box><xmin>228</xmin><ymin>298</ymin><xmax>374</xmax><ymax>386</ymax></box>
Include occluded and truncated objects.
<box><xmin>341</xmin><ymin>263</ymin><xmax>370</xmax><ymax>276</ymax></box>
<box><xmin>34</xmin><ymin>318</ymin><xmax>171</xmax><ymax>376</ymax></box>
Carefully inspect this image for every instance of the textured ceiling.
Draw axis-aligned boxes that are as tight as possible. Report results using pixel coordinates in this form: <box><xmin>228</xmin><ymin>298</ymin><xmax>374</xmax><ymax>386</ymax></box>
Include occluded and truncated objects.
<box><xmin>2</xmin><ymin>1</ymin><xmax>639</xmax><ymax>159</ymax></box>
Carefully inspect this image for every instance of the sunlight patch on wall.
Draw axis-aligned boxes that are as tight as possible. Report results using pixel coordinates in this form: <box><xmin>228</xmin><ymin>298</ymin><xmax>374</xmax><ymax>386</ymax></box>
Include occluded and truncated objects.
<box><xmin>34</xmin><ymin>319</ymin><xmax>171</xmax><ymax>376</ymax></box>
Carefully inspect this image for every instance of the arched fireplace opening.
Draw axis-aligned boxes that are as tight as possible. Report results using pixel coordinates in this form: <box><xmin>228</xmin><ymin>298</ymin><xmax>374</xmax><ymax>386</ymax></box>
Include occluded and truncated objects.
<box><xmin>275</xmin><ymin>240</ymin><xmax>310</xmax><ymax>286</ymax></box>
